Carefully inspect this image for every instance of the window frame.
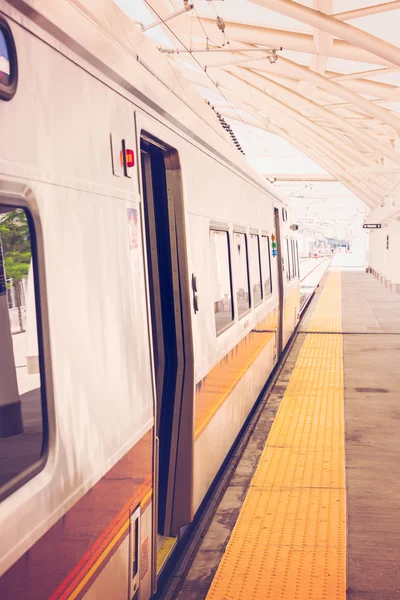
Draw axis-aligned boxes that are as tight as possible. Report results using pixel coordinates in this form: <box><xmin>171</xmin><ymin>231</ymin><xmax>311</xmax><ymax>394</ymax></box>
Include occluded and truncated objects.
<box><xmin>233</xmin><ymin>229</ymin><xmax>251</xmax><ymax>320</ymax></box>
<box><xmin>291</xmin><ymin>239</ymin><xmax>296</xmax><ymax>279</ymax></box>
<box><xmin>261</xmin><ymin>234</ymin><xmax>273</xmax><ymax>299</ymax></box>
<box><xmin>0</xmin><ymin>183</ymin><xmax>54</xmax><ymax>503</ymax></box>
<box><xmin>0</xmin><ymin>16</ymin><xmax>18</xmax><ymax>102</ymax></box>
<box><xmin>286</xmin><ymin>238</ymin><xmax>291</xmax><ymax>281</ymax></box>
<box><xmin>249</xmin><ymin>232</ymin><xmax>263</xmax><ymax>308</ymax></box>
<box><xmin>209</xmin><ymin>225</ymin><xmax>235</xmax><ymax>337</ymax></box>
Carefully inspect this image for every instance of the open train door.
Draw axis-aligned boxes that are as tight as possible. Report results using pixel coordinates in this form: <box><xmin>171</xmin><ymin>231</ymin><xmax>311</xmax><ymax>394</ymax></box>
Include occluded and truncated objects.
<box><xmin>274</xmin><ymin>207</ymin><xmax>284</xmax><ymax>355</ymax></box>
<box><xmin>140</xmin><ymin>133</ymin><xmax>194</xmax><ymax>543</ymax></box>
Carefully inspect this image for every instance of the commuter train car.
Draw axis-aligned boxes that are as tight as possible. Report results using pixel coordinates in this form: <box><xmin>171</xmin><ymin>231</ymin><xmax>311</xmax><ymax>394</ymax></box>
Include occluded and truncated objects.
<box><xmin>0</xmin><ymin>1</ymin><xmax>300</xmax><ymax>598</ymax></box>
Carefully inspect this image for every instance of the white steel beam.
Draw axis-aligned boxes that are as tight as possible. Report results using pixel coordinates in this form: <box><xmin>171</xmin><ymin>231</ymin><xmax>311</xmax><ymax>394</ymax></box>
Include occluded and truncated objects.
<box><xmin>189</xmin><ymin>37</ymin><xmax>400</xmax><ymax>131</ymax></box>
<box><xmin>236</xmin><ymin>65</ymin><xmax>400</xmax><ymax>164</ymax></box>
<box><xmin>146</xmin><ymin>0</ymin><xmax>394</xmax><ymax>210</ymax></box>
<box><xmin>346</xmin><ymin>166</ymin><xmax>400</xmax><ymax>173</ymax></box>
<box><xmin>330</xmin><ymin>67</ymin><xmax>400</xmax><ymax>82</ymax></box>
<box><xmin>141</xmin><ymin>4</ymin><xmax>193</xmax><ymax>31</ymax></box>
<box><xmin>334</xmin><ymin>2</ymin><xmax>400</xmax><ymax>21</ymax></box>
<box><xmin>229</xmin><ymin>92</ymin><xmax>390</xmax><ymax>204</ymax></box>
<box><xmin>261</xmin><ymin>174</ymin><xmax>337</xmax><ymax>181</ymax></box>
<box><xmin>171</xmin><ymin>63</ymin><xmax>395</xmax><ymax>197</ymax></box>
<box><xmin>195</xmin><ymin>17</ymin><xmax>392</xmax><ymax>66</ymax></box>
<box><xmin>214</xmin><ymin>69</ymin><xmax>386</xmax><ymax>199</ymax></box>
<box><xmin>221</xmin><ymin>105</ymin><xmax>379</xmax><ymax>207</ymax></box>
<box><xmin>158</xmin><ymin>46</ymin><xmax>282</xmax><ymax>54</ymax></box>
<box><xmin>217</xmin><ymin>68</ymin><xmax>375</xmax><ymax>169</ymax></box>
<box><xmin>220</xmin><ymin>98</ymin><xmax>384</xmax><ymax>207</ymax></box>
<box><xmin>250</xmin><ymin>0</ymin><xmax>400</xmax><ymax>67</ymax></box>
<box><xmin>310</xmin><ymin>0</ymin><xmax>333</xmax><ymax>76</ymax></box>
<box><xmin>328</xmin><ymin>74</ymin><xmax>400</xmax><ymax>99</ymax></box>
<box><xmin>201</xmin><ymin>65</ymin><xmax>390</xmax><ymax>198</ymax></box>
<box><xmin>267</xmin><ymin>124</ymin><xmax>379</xmax><ymax>207</ymax></box>
<box><xmin>203</xmin><ymin>55</ymin><xmax>269</xmax><ymax>69</ymax></box>
<box><xmin>270</xmin><ymin>63</ymin><xmax>400</xmax><ymax>104</ymax></box>
<box><xmin>238</xmin><ymin>51</ymin><xmax>400</xmax><ymax>133</ymax></box>
<box><xmin>192</xmin><ymin>42</ymin><xmax>400</xmax><ymax>101</ymax></box>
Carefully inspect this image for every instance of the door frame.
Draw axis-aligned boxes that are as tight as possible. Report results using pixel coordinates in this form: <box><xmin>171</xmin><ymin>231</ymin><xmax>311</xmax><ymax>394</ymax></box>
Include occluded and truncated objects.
<box><xmin>274</xmin><ymin>207</ymin><xmax>284</xmax><ymax>355</ymax></box>
<box><xmin>138</xmin><ymin>126</ymin><xmax>194</xmax><ymax>541</ymax></box>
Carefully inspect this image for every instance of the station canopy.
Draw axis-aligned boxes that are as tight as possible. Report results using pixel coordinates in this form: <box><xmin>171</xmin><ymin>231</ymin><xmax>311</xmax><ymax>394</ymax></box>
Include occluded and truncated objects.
<box><xmin>120</xmin><ymin>1</ymin><xmax>400</xmax><ymax>232</ymax></box>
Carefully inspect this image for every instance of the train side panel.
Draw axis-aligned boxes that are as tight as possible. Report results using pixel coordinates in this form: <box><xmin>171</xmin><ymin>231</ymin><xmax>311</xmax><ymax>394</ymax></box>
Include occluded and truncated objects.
<box><xmin>0</xmin><ymin>3</ymin><xmax>300</xmax><ymax>599</ymax></box>
<box><xmin>0</xmin><ymin>13</ymin><xmax>154</xmax><ymax>600</ymax></box>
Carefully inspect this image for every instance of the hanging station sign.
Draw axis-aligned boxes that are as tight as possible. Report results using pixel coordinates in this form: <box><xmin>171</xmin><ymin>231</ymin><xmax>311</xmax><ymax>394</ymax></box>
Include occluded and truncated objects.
<box><xmin>363</xmin><ymin>224</ymin><xmax>382</xmax><ymax>229</ymax></box>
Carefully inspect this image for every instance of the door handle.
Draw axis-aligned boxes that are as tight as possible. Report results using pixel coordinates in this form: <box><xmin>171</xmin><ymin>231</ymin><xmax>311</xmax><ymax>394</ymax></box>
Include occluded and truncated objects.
<box><xmin>192</xmin><ymin>273</ymin><xmax>199</xmax><ymax>313</ymax></box>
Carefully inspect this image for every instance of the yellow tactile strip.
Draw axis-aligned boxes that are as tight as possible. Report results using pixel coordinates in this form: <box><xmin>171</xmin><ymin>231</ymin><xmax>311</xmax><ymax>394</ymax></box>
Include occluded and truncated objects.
<box><xmin>206</xmin><ymin>271</ymin><xmax>346</xmax><ymax>600</ymax></box>
<box><xmin>304</xmin><ymin>270</ymin><xmax>342</xmax><ymax>332</ymax></box>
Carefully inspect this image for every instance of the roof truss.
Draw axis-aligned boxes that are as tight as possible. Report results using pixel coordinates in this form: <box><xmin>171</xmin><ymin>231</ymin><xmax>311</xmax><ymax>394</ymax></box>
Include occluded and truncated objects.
<box><xmin>142</xmin><ymin>0</ymin><xmax>400</xmax><ymax>212</ymax></box>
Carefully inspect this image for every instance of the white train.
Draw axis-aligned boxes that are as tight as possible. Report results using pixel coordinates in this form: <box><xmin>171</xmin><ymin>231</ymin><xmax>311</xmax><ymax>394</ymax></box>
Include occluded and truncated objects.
<box><xmin>0</xmin><ymin>2</ymin><xmax>300</xmax><ymax>599</ymax></box>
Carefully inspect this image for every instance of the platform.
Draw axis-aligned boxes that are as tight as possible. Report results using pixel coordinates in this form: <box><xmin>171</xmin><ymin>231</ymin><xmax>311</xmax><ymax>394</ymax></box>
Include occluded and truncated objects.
<box><xmin>169</xmin><ymin>268</ymin><xmax>400</xmax><ymax>600</ymax></box>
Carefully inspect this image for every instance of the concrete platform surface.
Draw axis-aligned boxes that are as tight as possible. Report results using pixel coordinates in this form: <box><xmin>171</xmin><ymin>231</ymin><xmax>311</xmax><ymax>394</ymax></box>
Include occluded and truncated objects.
<box><xmin>159</xmin><ymin>269</ymin><xmax>400</xmax><ymax>600</ymax></box>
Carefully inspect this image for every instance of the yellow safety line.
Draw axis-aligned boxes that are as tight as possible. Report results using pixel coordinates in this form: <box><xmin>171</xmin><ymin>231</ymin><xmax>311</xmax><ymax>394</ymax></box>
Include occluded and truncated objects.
<box><xmin>206</xmin><ymin>270</ymin><xmax>346</xmax><ymax>600</ymax></box>
<box><xmin>305</xmin><ymin>270</ymin><xmax>342</xmax><ymax>332</ymax></box>
<box><xmin>140</xmin><ymin>488</ymin><xmax>153</xmax><ymax>509</ymax></box>
<box><xmin>67</xmin><ymin>520</ymin><xmax>130</xmax><ymax>600</ymax></box>
<box><xmin>195</xmin><ymin>332</ymin><xmax>275</xmax><ymax>440</ymax></box>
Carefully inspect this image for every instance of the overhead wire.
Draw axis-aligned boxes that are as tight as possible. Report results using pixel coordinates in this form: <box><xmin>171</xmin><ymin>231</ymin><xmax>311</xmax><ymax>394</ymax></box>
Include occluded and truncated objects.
<box><xmin>207</xmin><ymin>0</ymin><xmax>271</xmax><ymax>118</ymax></box>
<box><xmin>198</xmin><ymin>0</ymin><xmax>267</xmax><ymax>153</ymax></box>
<box><xmin>205</xmin><ymin>0</ymin><xmax>262</xmax><ymax>113</ymax></box>
<box><xmin>197</xmin><ymin>0</ymin><xmax>281</xmax><ymax>157</ymax></box>
<box><xmin>193</xmin><ymin>5</ymin><xmax>220</xmax><ymax>49</ymax></box>
<box><xmin>117</xmin><ymin>4</ymin><xmax>192</xmax><ymax>106</ymax></box>
<box><xmin>226</xmin><ymin>41</ymin><xmax>263</xmax><ymax>125</ymax></box>
<box><xmin>142</xmin><ymin>0</ymin><xmax>251</xmax><ymax>132</ymax></box>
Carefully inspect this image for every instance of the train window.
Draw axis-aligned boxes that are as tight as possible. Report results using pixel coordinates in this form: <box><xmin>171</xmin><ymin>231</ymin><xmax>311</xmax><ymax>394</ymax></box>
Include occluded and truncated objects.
<box><xmin>210</xmin><ymin>229</ymin><xmax>234</xmax><ymax>335</ymax></box>
<box><xmin>0</xmin><ymin>206</ymin><xmax>46</xmax><ymax>498</ymax></box>
<box><xmin>0</xmin><ymin>17</ymin><xmax>18</xmax><ymax>101</ymax></box>
<box><xmin>290</xmin><ymin>240</ymin><xmax>294</xmax><ymax>278</ymax></box>
<box><xmin>291</xmin><ymin>240</ymin><xmax>296</xmax><ymax>278</ymax></box>
<box><xmin>261</xmin><ymin>236</ymin><xmax>272</xmax><ymax>297</ymax></box>
<box><xmin>234</xmin><ymin>232</ymin><xmax>250</xmax><ymax>318</ymax></box>
<box><xmin>248</xmin><ymin>234</ymin><xmax>263</xmax><ymax>307</ymax></box>
<box><xmin>296</xmin><ymin>240</ymin><xmax>300</xmax><ymax>278</ymax></box>
<box><xmin>294</xmin><ymin>241</ymin><xmax>299</xmax><ymax>278</ymax></box>
<box><xmin>286</xmin><ymin>239</ymin><xmax>291</xmax><ymax>281</ymax></box>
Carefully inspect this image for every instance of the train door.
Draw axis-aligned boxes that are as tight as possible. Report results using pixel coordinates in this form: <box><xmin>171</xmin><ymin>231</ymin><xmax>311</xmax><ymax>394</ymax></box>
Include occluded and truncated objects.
<box><xmin>140</xmin><ymin>135</ymin><xmax>194</xmax><ymax>545</ymax></box>
<box><xmin>274</xmin><ymin>207</ymin><xmax>284</xmax><ymax>355</ymax></box>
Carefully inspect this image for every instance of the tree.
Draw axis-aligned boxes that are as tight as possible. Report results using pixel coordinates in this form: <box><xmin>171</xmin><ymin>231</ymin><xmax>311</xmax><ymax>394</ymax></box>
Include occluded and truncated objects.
<box><xmin>0</xmin><ymin>209</ymin><xmax>31</xmax><ymax>333</ymax></box>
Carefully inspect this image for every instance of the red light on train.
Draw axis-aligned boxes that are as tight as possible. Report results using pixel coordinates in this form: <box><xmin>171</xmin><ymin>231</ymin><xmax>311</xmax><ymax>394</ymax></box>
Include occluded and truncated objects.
<box><xmin>126</xmin><ymin>149</ymin><xmax>135</xmax><ymax>168</ymax></box>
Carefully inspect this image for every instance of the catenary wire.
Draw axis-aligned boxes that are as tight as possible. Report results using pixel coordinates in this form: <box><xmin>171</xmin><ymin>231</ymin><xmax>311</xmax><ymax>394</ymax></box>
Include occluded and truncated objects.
<box><xmin>142</xmin><ymin>0</ymin><xmax>251</xmax><ymax>131</ymax></box>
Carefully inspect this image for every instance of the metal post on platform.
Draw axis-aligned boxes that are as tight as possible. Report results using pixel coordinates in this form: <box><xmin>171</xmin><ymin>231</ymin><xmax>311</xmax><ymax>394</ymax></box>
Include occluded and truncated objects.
<box><xmin>0</xmin><ymin>237</ymin><xmax>23</xmax><ymax>438</ymax></box>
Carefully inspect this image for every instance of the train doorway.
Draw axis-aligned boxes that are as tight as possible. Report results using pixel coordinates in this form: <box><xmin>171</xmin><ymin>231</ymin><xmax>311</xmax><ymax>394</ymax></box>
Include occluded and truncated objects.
<box><xmin>140</xmin><ymin>135</ymin><xmax>194</xmax><ymax>545</ymax></box>
<box><xmin>274</xmin><ymin>207</ymin><xmax>284</xmax><ymax>355</ymax></box>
